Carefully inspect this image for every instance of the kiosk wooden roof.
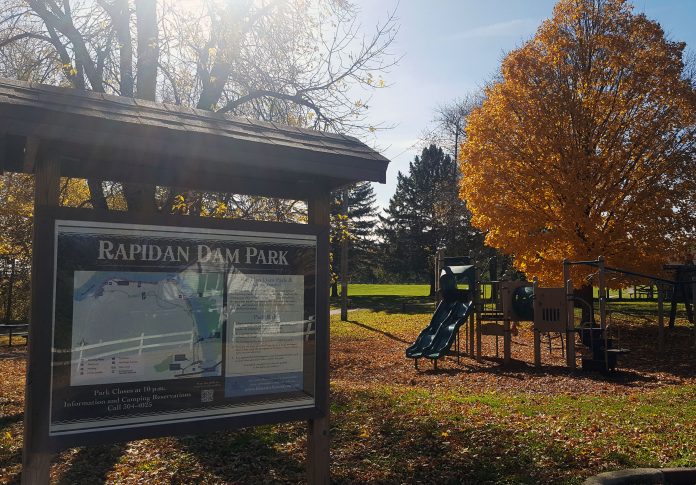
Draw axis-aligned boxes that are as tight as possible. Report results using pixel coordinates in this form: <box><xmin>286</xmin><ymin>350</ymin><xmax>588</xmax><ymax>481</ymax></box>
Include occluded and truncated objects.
<box><xmin>0</xmin><ymin>77</ymin><xmax>389</xmax><ymax>199</ymax></box>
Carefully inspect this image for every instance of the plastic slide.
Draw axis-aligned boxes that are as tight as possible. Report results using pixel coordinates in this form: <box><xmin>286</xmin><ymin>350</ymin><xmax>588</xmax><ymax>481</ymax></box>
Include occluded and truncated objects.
<box><xmin>407</xmin><ymin>262</ymin><xmax>475</xmax><ymax>362</ymax></box>
<box><xmin>421</xmin><ymin>300</ymin><xmax>472</xmax><ymax>360</ymax></box>
<box><xmin>405</xmin><ymin>299</ymin><xmax>459</xmax><ymax>359</ymax></box>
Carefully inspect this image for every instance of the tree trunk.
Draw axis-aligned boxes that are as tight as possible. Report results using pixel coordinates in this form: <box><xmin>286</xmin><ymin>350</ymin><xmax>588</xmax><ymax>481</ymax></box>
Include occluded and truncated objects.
<box><xmin>136</xmin><ymin>0</ymin><xmax>158</xmax><ymax>101</ymax></box>
<box><xmin>87</xmin><ymin>179</ymin><xmax>108</xmax><ymax>210</ymax></box>
<box><xmin>339</xmin><ymin>189</ymin><xmax>349</xmax><ymax>320</ymax></box>
<box><xmin>122</xmin><ymin>183</ymin><xmax>157</xmax><ymax>213</ymax></box>
<box><xmin>116</xmin><ymin>0</ymin><xmax>159</xmax><ymax>213</ymax></box>
<box><xmin>330</xmin><ymin>281</ymin><xmax>338</xmax><ymax>298</ymax></box>
<box><xmin>340</xmin><ymin>240</ymin><xmax>348</xmax><ymax>321</ymax></box>
<box><xmin>112</xmin><ymin>0</ymin><xmax>134</xmax><ymax>97</ymax></box>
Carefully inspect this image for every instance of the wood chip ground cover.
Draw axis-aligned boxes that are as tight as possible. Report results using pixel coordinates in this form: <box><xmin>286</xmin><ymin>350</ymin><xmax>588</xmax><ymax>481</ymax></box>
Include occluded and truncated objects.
<box><xmin>0</xmin><ymin>306</ymin><xmax>694</xmax><ymax>484</ymax></box>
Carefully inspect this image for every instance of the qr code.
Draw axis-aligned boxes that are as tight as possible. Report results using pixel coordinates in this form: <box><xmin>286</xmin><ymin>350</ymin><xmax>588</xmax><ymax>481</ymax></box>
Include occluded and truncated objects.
<box><xmin>201</xmin><ymin>389</ymin><xmax>214</xmax><ymax>403</ymax></box>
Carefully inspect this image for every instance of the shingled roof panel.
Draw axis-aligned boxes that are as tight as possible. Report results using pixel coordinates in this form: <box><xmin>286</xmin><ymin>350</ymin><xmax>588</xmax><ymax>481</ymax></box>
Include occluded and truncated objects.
<box><xmin>0</xmin><ymin>78</ymin><xmax>389</xmax><ymax>185</ymax></box>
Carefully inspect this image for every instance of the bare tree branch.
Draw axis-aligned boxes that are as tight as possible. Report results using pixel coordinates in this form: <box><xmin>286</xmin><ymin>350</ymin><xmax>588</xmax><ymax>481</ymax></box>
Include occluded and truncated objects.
<box><xmin>0</xmin><ymin>32</ymin><xmax>52</xmax><ymax>48</ymax></box>
<box><xmin>27</xmin><ymin>0</ymin><xmax>104</xmax><ymax>91</ymax></box>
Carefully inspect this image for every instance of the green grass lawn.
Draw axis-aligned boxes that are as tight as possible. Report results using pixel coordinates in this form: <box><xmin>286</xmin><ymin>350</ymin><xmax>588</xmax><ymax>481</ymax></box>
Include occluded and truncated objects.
<box><xmin>330</xmin><ymin>283</ymin><xmax>434</xmax><ymax>312</ymax></box>
<box><xmin>340</xmin><ymin>283</ymin><xmax>431</xmax><ymax>296</ymax></box>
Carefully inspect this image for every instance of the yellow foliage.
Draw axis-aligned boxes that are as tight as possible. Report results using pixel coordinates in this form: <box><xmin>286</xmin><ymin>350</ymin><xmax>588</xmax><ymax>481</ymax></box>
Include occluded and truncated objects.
<box><xmin>105</xmin><ymin>183</ymin><xmax>128</xmax><ymax>211</ymax></box>
<box><xmin>459</xmin><ymin>0</ymin><xmax>696</xmax><ymax>286</ymax></box>
<box><xmin>0</xmin><ymin>173</ymin><xmax>33</xmax><ymax>262</ymax></box>
<box><xmin>60</xmin><ymin>178</ymin><xmax>92</xmax><ymax>208</ymax></box>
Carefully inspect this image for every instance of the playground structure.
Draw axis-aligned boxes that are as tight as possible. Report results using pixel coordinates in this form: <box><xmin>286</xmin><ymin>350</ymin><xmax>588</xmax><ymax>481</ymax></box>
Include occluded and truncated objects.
<box><xmin>476</xmin><ymin>278</ymin><xmax>574</xmax><ymax>368</ymax></box>
<box><xmin>407</xmin><ymin>253</ymin><xmax>695</xmax><ymax>373</ymax></box>
<box><xmin>662</xmin><ymin>262</ymin><xmax>695</xmax><ymax>329</ymax></box>
<box><xmin>407</xmin><ymin>254</ymin><xmax>576</xmax><ymax>370</ymax></box>
<box><xmin>564</xmin><ymin>257</ymin><xmax>694</xmax><ymax>370</ymax></box>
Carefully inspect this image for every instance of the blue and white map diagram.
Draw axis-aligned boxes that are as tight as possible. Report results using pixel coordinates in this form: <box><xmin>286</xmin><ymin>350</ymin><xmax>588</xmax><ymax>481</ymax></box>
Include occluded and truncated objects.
<box><xmin>70</xmin><ymin>270</ymin><xmax>224</xmax><ymax>386</ymax></box>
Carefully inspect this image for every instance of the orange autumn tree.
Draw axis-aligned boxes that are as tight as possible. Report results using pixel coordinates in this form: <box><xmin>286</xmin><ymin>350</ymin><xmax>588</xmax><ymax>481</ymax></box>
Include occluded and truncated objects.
<box><xmin>460</xmin><ymin>0</ymin><xmax>696</xmax><ymax>285</ymax></box>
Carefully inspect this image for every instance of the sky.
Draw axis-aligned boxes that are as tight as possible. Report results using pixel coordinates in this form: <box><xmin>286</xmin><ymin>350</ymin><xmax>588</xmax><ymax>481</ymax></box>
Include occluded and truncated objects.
<box><xmin>350</xmin><ymin>0</ymin><xmax>696</xmax><ymax>209</ymax></box>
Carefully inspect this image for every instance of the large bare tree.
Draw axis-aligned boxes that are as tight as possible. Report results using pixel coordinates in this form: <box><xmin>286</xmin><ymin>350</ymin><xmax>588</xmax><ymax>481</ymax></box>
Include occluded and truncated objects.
<box><xmin>421</xmin><ymin>93</ymin><xmax>482</xmax><ymax>161</ymax></box>
<box><xmin>0</xmin><ymin>0</ymin><xmax>399</xmax><ymax>215</ymax></box>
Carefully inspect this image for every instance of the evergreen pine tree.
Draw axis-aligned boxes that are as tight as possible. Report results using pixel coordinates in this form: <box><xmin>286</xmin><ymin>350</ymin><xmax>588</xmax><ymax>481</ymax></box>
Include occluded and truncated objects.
<box><xmin>378</xmin><ymin>145</ymin><xmax>482</xmax><ymax>294</ymax></box>
<box><xmin>330</xmin><ymin>182</ymin><xmax>380</xmax><ymax>296</ymax></box>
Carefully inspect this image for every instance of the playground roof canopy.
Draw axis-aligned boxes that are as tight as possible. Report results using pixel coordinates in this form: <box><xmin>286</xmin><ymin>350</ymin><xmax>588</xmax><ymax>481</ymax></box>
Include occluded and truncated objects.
<box><xmin>0</xmin><ymin>77</ymin><xmax>389</xmax><ymax>199</ymax></box>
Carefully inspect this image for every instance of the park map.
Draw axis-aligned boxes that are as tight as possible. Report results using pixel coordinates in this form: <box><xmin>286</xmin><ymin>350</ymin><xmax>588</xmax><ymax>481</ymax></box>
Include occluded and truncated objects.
<box><xmin>70</xmin><ymin>270</ymin><xmax>224</xmax><ymax>386</ymax></box>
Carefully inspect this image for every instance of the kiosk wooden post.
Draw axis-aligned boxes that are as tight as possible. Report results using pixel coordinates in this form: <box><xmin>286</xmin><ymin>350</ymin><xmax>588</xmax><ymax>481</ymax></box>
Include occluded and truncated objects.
<box><xmin>22</xmin><ymin>155</ymin><xmax>60</xmax><ymax>484</ymax></box>
<box><xmin>307</xmin><ymin>193</ymin><xmax>331</xmax><ymax>485</ymax></box>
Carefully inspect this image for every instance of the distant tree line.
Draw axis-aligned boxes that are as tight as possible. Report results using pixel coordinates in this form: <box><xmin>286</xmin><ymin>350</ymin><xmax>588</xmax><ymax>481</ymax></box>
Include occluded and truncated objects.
<box><xmin>329</xmin><ymin>141</ymin><xmax>504</xmax><ymax>296</ymax></box>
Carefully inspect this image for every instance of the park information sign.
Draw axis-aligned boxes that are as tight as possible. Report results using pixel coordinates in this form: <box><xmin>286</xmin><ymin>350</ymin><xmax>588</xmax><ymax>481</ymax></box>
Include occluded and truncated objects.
<box><xmin>49</xmin><ymin>219</ymin><xmax>317</xmax><ymax>436</ymax></box>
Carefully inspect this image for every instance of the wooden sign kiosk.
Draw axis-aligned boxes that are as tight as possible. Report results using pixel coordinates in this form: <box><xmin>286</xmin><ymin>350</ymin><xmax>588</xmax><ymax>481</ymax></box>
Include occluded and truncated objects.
<box><xmin>0</xmin><ymin>78</ymin><xmax>389</xmax><ymax>484</ymax></box>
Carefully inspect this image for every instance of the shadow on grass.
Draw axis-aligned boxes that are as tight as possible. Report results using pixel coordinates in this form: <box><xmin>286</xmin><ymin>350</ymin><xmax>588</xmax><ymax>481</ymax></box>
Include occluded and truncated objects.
<box><xmin>612</xmin><ymin>323</ymin><xmax>696</xmax><ymax>379</ymax></box>
<box><xmin>155</xmin><ymin>387</ymin><xmax>603</xmax><ymax>483</ymax></box>
<box><xmin>0</xmin><ymin>412</ymin><xmax>23</xmax><ymax>484</ymax></box>
<box><xmin>345</xmin><ymin>320</ymin><xmax>411</xmax><ymax>345</ymax></box>
<box><xmin>330</xmin><ymin>388</ymin><xmax>591</xmax><ymax>484</ymax></box>
<box><xmin>608</xmin><ymin>302</ymin><xmax>689</xmax><ymax>320</ymax></box>
<box><xmin>0</xmin><ymin>412</ymin><xmax>22</xmax><ymax>428</ymax></box>
<box><xmin>331</xmin><ymin>295</ymin><xmax>435</xmax><ymax>315</ymax></box>
<box><xmin>0</xmin><ymin>450</ymin><xmax>22</xmax><ymax>484</ymax></box>
<box><xmin>410</xmin><ymin>351</ymin><xmax>664</xmax><ymax>388</ymax></box>
<box><xmin>178</xmin><ymin>427</ymin><xmax>305</xmax><ymax>483</ymax></box>
<box><xmin>55</xmin><ymin>444</ymin><xmax>126</xmax><ymax>485</ymax></box>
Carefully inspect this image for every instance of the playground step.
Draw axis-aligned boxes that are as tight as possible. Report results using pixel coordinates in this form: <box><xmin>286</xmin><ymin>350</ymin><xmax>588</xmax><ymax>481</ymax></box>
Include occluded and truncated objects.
<box><xmin>581</xmin><ymin>357</ymin><xmax>619</xmax><ymax>373</ymax></box>
<box><xmin>605</xmin><ymin>348</ymin><xmax>631</xmax><ymax>354</ymax></box>
<box><xmin>479</xmin><ymin>313</ymin><xmax>504</xmax><ymax>321</ymax></box>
